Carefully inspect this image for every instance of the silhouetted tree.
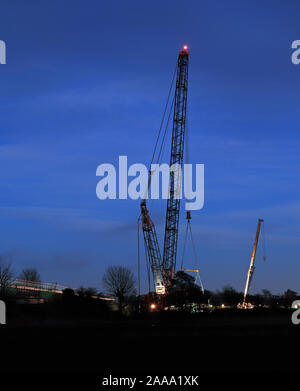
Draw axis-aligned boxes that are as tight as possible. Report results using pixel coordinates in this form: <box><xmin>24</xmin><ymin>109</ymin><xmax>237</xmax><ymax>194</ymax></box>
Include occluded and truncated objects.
<box><xmin>62</xmin><ymin>288</ymin><xmax>75</xmax><ymax>299</ymax></box>
<box><xmin>76</xmin><ymin>286</ymin><xmax>87</xmax><ymax>298</ymax></box>
<box><xmin>262</xmin><ymin>289</ymin><xmax>272</xmax><ymax>298</ymax></box>
<box><xmin>0</xmin><ymin>258</ymin><xmax>13</xmax><ymax>298</ymax></box>
<box><xmin>76</xmin><ymin>286</ymin><xmax>98</xmax><ymax>298</ymax></box>
<box><xmin>261</xmin><ymin>289</ymin><xmax>272</xmax><ymax>305</ymax></box>
<box><xmin>251</xmin><ymin>293</ymin><xmax>264</xmax><ymax>306</ymax></box>
<box><xmin>19</xmin><ymin>268</ymin><xmax>41</xmax><ymax>282</ymax></box>
<box><xmin>171</xmin><ymin>271</ymin><xmax>195</xmax><ymax>289</ymax></box>
<box><xmin>281</xmin><ymin>289</ymin><xmax>298</xmax><ymax>307</ymax></box>
<box><xmin>102</xmin><ymin>266</ymin><xmax>135</xmax><ymax>311</ymax></box>
<box><xmin>85</xmin><ymin>287</ymin><xmax>98</xmax><ymax>297</ymax></box>
<box><xmin>284</xmin><ymin>289</ymin><xmax>297</xmax><ymax>300</ymax></box>
<box><xmin>167</xmin><ymin>271</ymin><xmax>205</xmax><ymax>309</ymax></box>
<box><xmin>209</xmin><ymin>290</ymin><xmax>221</xmax><ymax>306</ymax></box>
<box><xmin>219</xmin><ymin>286</ymin><xmax>243</xmax><ymax>306</ymax></box>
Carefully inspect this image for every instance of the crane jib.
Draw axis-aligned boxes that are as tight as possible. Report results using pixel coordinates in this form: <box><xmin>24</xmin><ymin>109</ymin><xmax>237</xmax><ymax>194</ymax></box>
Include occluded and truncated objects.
<box><xmin>139</xmin><ymin>46</ymin><xmax>189</xmax><ymax>295</ymax></box>
<box><xmin>162</xmin><ymin>50</ymin><xmax>189</xmax><ymax>286</ymax></box>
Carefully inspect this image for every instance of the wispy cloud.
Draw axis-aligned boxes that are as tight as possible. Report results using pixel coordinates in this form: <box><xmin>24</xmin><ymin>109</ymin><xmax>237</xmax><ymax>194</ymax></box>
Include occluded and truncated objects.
<box><xmin>0</xmin><ymin>205</ymin><xmax>137</xmax><ymax>234</ymax></box>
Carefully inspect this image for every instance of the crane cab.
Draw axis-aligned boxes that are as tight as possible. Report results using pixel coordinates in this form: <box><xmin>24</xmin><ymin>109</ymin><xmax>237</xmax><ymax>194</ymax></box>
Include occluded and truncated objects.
<box><xmin>155</xmin><ymin>283</ymin><xmax>166</xmax><ymax>295</ymax></box>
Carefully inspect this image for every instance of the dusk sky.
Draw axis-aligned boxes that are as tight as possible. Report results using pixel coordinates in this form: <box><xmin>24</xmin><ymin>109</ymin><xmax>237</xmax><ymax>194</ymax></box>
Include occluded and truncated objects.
<box><xmin>0</xmin><ymin>0</ymin><xmax>300</xmax><ymax>294</ymax></box>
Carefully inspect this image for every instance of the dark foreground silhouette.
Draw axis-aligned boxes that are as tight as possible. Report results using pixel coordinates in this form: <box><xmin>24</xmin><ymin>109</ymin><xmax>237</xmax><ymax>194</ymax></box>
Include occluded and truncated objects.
<box><xmin>1</xmin><ymin>302</ymin><xmax>298</xmax><ymax>384</ymax></box>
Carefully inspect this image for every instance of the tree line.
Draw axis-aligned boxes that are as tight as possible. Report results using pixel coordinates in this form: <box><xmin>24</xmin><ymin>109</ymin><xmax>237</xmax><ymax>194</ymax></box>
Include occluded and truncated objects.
<box><xmin>1</xmin><ymin>256</ymin><xmax>298</xmax><ymax>311</ymax></box>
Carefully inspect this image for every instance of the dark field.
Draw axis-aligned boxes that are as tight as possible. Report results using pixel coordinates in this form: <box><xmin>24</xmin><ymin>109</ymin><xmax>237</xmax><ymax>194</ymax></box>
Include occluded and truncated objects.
<box><xmin>1</xmin><ymin>309</ymin><xmax>298</xmax><ymax>384</ymax></box>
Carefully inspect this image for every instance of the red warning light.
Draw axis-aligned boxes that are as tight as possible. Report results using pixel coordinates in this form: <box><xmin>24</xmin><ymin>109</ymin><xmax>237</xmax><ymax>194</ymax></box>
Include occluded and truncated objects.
<box><xmin>180</xmin><ymin>45</ymin><xmax>189</xmax><ymax>56</ymax></box>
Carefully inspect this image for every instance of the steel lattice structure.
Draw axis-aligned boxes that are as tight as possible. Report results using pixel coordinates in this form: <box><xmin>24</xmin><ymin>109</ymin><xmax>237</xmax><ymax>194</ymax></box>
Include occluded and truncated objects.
<box><xmin>140</xmin><ymin>46</ymin><xmax>189</xmax><ymax>294</ymax></box>
<box><xmin>140</xmin><ymin>200</ymin><xmax>165</xmax><ymax>294</ymax></box>
<box><xmin>162</xmin><ymin>48</ymin><xmax>189</xmax><ymax>285</ymax></box>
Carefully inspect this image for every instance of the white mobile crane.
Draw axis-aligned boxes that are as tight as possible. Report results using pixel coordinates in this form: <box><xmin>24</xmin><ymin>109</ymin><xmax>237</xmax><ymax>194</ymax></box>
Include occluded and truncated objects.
<box><xmin>242</xmin><ymin>218</ymin><xmax>266</xmax><ymax>308</ymax></box>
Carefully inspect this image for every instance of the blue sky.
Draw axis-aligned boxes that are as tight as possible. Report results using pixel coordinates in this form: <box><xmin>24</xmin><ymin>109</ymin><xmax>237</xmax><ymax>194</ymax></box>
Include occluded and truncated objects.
<box><xmin>0</xmin><ymin>0</ymin><xmax>300</xmax><ymax>294</ymax></box>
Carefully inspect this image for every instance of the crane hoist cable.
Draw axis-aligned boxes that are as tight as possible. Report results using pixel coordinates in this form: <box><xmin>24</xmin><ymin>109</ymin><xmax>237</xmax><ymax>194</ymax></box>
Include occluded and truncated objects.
<box><xmin>180</xmin><ymin>211</ymin><xmax>205</xmax><ymax>293</ymax></box>
<box><xmin>148</xmin><ymin>96</ymin><xmax>175</xmax><ymax>213</ymax></box>
<box><xmin>262</xmin><ymin>220</ymin><xmax>267</xmax><ymax>262</ymax></box>
<box><xmin>149</xmin><ymin>63</ymin><xmax>177</xmax><ymax>169</ymax></box>
<box><xmin>145</xmin><ymin>66</ymin><xmax>176</xmax><ymax>213</ymax></box>
<box><xmin>179</xmin><ymin>105</ymin><xmax>204</xmax><ymax>293</ymax></box>
<box><xmin>137</xmin><ymin>216</ymin><xmax>141</xmax><ymax>298</ymax></box>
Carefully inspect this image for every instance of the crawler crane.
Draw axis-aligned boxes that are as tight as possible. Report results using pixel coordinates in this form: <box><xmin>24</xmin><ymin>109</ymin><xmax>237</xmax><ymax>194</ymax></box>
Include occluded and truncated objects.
<box><xmin>140</xmin><ymin>45</ymin><xmax>189</xmax><ymax>295</ymax></box>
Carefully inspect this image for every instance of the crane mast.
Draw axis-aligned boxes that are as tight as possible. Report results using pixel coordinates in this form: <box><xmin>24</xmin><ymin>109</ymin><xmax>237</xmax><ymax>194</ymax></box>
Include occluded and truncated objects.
<box><xmin>140</xmin><ymin>46</ymin><xmax>189</xmax><ymax>295</ymax></box>
<box><xmin>162</xmin><ymin>47</ymin><xmax>189</xmax><ymax>285</ymax></box>
<box><xmin>243</xmin><ymin>218</ymin><xmax>264</xmax><ymax>305</ymax></box>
